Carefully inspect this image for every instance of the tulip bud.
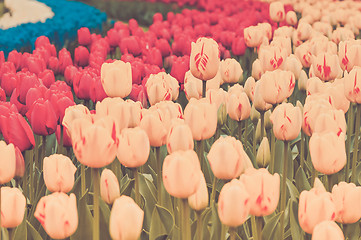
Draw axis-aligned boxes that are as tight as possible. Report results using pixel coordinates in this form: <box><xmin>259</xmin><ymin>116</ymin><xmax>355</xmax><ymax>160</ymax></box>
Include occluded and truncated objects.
<box><xmin>255</xmin><ymin>119</ymin><xmax>263</xmax><ymax>143</ymax></box>
<box><xmin>269</xmin><ymin>2</ymin><xmax>285</xmax><ymax>23</ymax></box>
<box><xmin>244</xmin><ymin>77</ymin><xmax>255</xmax><ymax>102</ymax></box>
<box><xmin>1</xmin><ymin>187</ymin><xmax>26</xmax><ymax>228</ymax></box>
<box><xmin>252</xmin><ymin>59</ymin><xmax>263</xmax><ymax>80</ymax></box>
<box><xmin>217</xmin><ymin>179</ymin><xmax>250</xmax><ymax>227</ymax></box>
<box><xmin>312</xmin><ymin>221</ymin><xmax>344</xmax><ymax>240</ymax></box>
<box><xmin>217</xmin><ymin>103</ymin><xmax>227</xmax><ymax>126</ymax></box>
<box><xmin>264</xmin><ymin>109</ymin><xmax>272</xmax><ymax>131</ymax></box>
<box><xmin>286</xmin><ymin>11</ymin><xmax>297</xmax><ymax>26</ymax></box>
<box><xmin>109</xmin><ymin>196</ymin><xmax>144</xmax><ymax>240</ymax></box>
<box><xmin>188</xmin><ymin>171</ymin><xmax>208</xmax><ymax>211</ymax></box>
<box><xmin>43</xmin><ymin>154</ymin><xmax>77</xmax><ymax>193</ymax></box>
<box><xmin>257</xmin><ymin>137</ymin><xmax>271</xmax><ymax>168</ymax></box>
<box><xmin>100</xmin><ymin>169</ymin><xmax>120</xmax><ymax>205</ymax></box>
<box><xmin>14</xmin><ymin>146</ymin><xmax>25</xmax><ymax>178</ymax></box>
<box><xmin>298</xmin><ymin>70</ymin><xmax>308</xmax><ymax>91</ymax></box>
<box><xmin>0</xmin><ymin>141</ymin><xmax>16</xmax><ymax>184</ymax></box>
<box><xmin>167</xmin><ymin>119</ymin><xmax>194</xmax><ymax>154</ymax></box>
<box><xmin>250</xmin><ymin>104</ymin><xmax>260</xmax><ymax>124</ymax></box>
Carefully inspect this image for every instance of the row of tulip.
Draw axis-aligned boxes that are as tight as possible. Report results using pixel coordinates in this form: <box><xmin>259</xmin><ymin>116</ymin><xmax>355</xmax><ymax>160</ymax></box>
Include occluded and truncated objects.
<box><xmin>2</xmin><ymin>0</ymin><xmax>361</xmax><ymax>239</ymax></box>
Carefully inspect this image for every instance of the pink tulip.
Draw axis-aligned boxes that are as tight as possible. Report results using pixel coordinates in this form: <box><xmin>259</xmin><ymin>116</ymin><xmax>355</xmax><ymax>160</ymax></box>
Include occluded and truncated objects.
<box><xmin>43</xmin><ymin>154</ymin><xmax>77</xmax><ymax>193</ymax></box>
<box><xmin>253</xmin><ymin>81</ymin><xmax>272</xmax><ymax>112</ymax></box>
<box><xmin>296</xmin><ymin>21</ymin><xmax>312</xmax><ymax>41</ymax></box>
<box><xmin>344</xmin><ymin>67</ymin><xmax>361</xmax><ymax>103</ymax></box>
<box><xmin>167</xmin><ymin>119</ymin><xmax>194</xmax><ymax>154</ymax></box>
<box><xmin>163</xmin><ymin>150</ymin><xmax>201</xmax><ymax>198</ymax></box>
<box><xmin>313</xmin><ymin>109</ymin><xmax>346</xmax><ymax>136</ymax></box>
<box><xmin>286</xmin><ymin>11</ymin><xmax>297</xmax><ymax>26</ymax></box>
<box><xmin>312</xmin><ymin>221</ymin><xmax>344</xmax><ymax>240</ymax></box>
<box><xmin>244</xmin><ymin>25</ymin><xmax>265</xmax><ymax>48</ymax></box>
<box><xmin>188</xmin><ymin>171</ymin><xmax>208</xmax><ymax>211</ymax></box>
<box><xmin>145</xmin><ymin>72</ymin><xmax>179</xmax><ymax>106</ymax></box>
<box><xmin>332</xmin><ymin>182</ymin><xmax>361</xmax><ymax>224</ymax></box>
<box><xmin>117</xmin><ymin>127</ymin><xmax>150</xmax><ymax>168</ymax></box>
<box><xmin>1</xmin><ymin>187</ymin><xmax>26</xmax><ymax>228</ymax></box>
<box><xmin>251</xmin><ymin>59</ymin><xmax>263</xmax><ymax>80</ymax></box>
<box><xmin>109</xmin><ymin>196</ymin><xmax>144</xmax><ymax>240</ymax></box>
<box><xmin>258</xmin><ymin>45</ymin><xmax>288</xmax><ymax>72</ymax></box>
<box><xmin>295</xmin><ymin>43</ymin><xmax>312</xmax><ymax>68</ymax></box>
<box><xmin>207</xmin><ymin>136</ymin><xmax>247</xmax><ymax>180</ymax></box>
<box><xmin>206</xmin><ymin>88</ymin><xmax>228</xmax><ymax>110</ymax></box>
<box><xmin>217</xmin><ymin>179</ymin><xmax>250</xmax><ymax>227</ymax></box>
<box><xmin>184</xmin><ymin>98</ymin><xmax>217</xmax><ymax>141</ymax></box>
<box><xmin>0</xmin><ymin>141</ymin><xmax>16</xmax><ymax>184</ymax></box>
<box><xmin>101</xmin><ymin>60</ymin><xmax>132</xmax><ymax>98</ymax></box>
<box><xmin>270</xmin><ymin>102</ymin><xmax>302</xmax><ymax>141</ymax></box>
<box><xmin>269</xmin><ymin>2</ymin><xmax>285</xmax><ymax>22</ymax></box>
<box><xmin>125</xmin><ymin>99</ymin><xmax>142</xmax><ymax>128</ymax></box>
<box><xmin>219</xmin><ymin>58</ymin><xmax>243</xmax><ymax>84</ymax></box>
<box><xmin>311</xmin><ymin>52</ymin><xmax>342</xmax><ymax>81</ymax></box>
<box><xmin>184</xmin><ymin>70</ymin><xmax>220</xmax><ymax>100</ymax></box>
<box><xmin>331</xmin><ymin>27</ymin><xmax>354</xmax><ymax>45</ymax></box>
<box><xmin>338</xmin><ymin>40</ymin><xmax>361</xmax><ymax>71</ymax></box>
<box><xmin>100</xmin><ymin>169</ymin><xmax>120</xmax><ymax>205</ymax></box>
<box><xmin>239</xmin><ymin>168</ymin><xmax>280</xmax><ymax>216</ymax></box>
<box><xmin>244</xmin><ymin>77</ymin><xmax>256</xmax><ymax>102</ymax></box>
<box><xmin>35</xmin><ymin>192</ymin><xmax>78</xmax><ymax>239</ymax></box>
<box><xmin>226</xmin><ymin>89</ymin><xmax>251</xmax><ymax>121</ymax></box>
<box><xmin>190</xmin><ymin>37</ymin><xmax>220</xmax><ymax>81</ymax></box>
<box><xmin>299</xmin><ymin>178</ymin><xmax>336</xmax><ymax>234</ymax></box>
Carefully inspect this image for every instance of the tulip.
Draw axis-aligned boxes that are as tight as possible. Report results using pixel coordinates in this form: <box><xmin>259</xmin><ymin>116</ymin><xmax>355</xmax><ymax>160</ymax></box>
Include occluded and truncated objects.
<box><xmin>286</xmin><ymin>11</ymin><xmax>297</xmax><ymax>26</ymax></box>
<box><xmin>269</xmin><ymin>2</ymin><xmax>285</xmax><ymax>23</ymax></box>
<box><xmin>43</xmin><ymin>154</ymin><xmax>77</xmax><ymax>193</ymax></box>
<box><xmin>190</xmin><ymin>37</ymin><xmax>220</xmax><ymax>81</ymax></box>
<box><xmin>117</xmin><ymin>127</ymin><xmax>150</xmax><ymax>168</ymax></box>
<box><xmin>270</xmin><ymin>103</ymin><xmax>302</xmax><ymax>141</ymax></box>
<box><xmin>331</xmin><ymin>27</ymin><xmax>354</xmax><ymax>45</ymax></box>
<box><xmin>296</xmin><ymin>21</ymin><xmax>312</xmax><ymax>41</ymax></box>
<box><xmin>206</xmin><ymin>88</ymin><xmax>228</xmax><ymax>111</ymax></box>
<box><xmin>101</xmin><ymin>60</ymin><xmax>132</xmax><ymax>98</ymax></box>
<box><xmin>313</xmin><ymin>110</ymin><xmax>346</xmax><ymax>136</ymax></box>
<box><xmin>256</xmin><ymin>137</ymin><xmax>271</xmax><ymax>168</ymax></box>
<box><xmin>208</xmin><ymin>136</ymin><xmax>247</xmax><ymax>180</ymax></box>
<box><xmin>219</xmin><ymin>58</ymin><xmax>243</xmax><ymax>84</ymax></box>
<box><xmin>34</xmin><ymin>192</ymin><xmax>78</xmax><ymax>239</ymax></box>
<box><xmin>139</xmin><ymin>108</ymin><xmax>168</xmax><ymax>147</ymax></box>
<box><xmin>170</xmin><ymin>56</ymin><xmax>190</xmax><ymax>85</ymax></box>
<box><xmin>217</xmin><ymin>179</ymin><xmax>250</xmax><ymax>227</ymax></box>
<box><xmin>299</xmin><ymin>178</ymin><xmax>336</xmax><ymax>234</ymax></box>
<box><xmin>109</xmin><ymin>196</ymin><xmax>144</xmax><ymax>240</ymax></box>
<box><xmin>74</xmin><ymin>46</ymin><xmax>89</xmax><ymax>67</ymax></box>
<box><xmin>1</xmin><ymin>72</ymin><xmax>18</xmax><ymax>97</ymax></box>
<box><xmin>283</xmin><ymin>54</ymin><xmax>303</xmax><ymax>80</ymax></box>
<box><xmin>311</xmin><ymin>52</ymin><xmax>342</xmax><ymax>81</ymax></box>
<box><xmin>344</xmin><ymin>67</ymin><xmax>361</xmax><ymax>103</ymax></box>
<box><xmin>310</xmin><ymin>132</ymin><xmax>346</xmax><ymax>175</ymax></box>
<box><xmin>78</xmin><ymin>27</ymin><xmax>92</xmax><ymax>46</ymax></box>
<box><xmin>62</xmin><ymin>104</ymin><xmax>91</xmax><ymax>138</ymax></box>
<box><xmin>100</xmin><ymin>169</ymin><xmax>120</xmax><ymax>205</ymax></box>
<box><xmin>244</xmin><ymin>26</ymin><xmax>265</xmax><ymax>48</ymax></box>
<box><xmin>258</xmin><ymin>45</ymin><xmax>288</xmax><ymax>72</ymax></box>
<box><xmin>253</xmin><ymin>81</ymin><xmax>272</xmax><ymax>113</ymax></box>
<box><xmin>295</xmin><ymin>43</ymin><xmax>312</xmax><ymax>68</ymax></box>
<box><xmin>338</xmin><ymin>40</ymin><xmax>361</xmax><ymax>72</ymax></box>
<box><xmin>226</xmin><ymin>90</ymin><xmax>251</xmax><ymax>122</ymax></box>
<box><xmin>71</xmin><ymin>117</ymin><xmax>117</xmax><ymax>168</ymax></box>
<box><xmin>244</xmin><ymin>77</ymin><xmax>255</xmax><ymax>102</ymax></box>
<box><xmin>312</xmin><ymin>221</ymin><xmax>344</xmax><ymax>240</ymax></box>
<box><xmin>163</xmin><ymin>150</ymin><xmax>201</xmax><ymax>198</ymax></box>
<box><xmin>331</xmin><ymin>182</ymin><xmax>361</xmax><ymax>224</ymax></box>
<box><xmin>183</xmin><ymin>70</ymin><xmax>220</xmax><ymax>100</ymax></box>
<box><xmin>167</xmin><ymin>119</ymin><xmax>194</xmax><ymax>154</ymax></box>
<box><xmin>188</xmin><ymin>171</ymin><xmax>208</xmax><ymax>211</ymax></box>
<box><xmin>58</xmin><ymin>49</ymin><xmax>73</xmax><ymax>74</ymax></box>
<box><xmin>0</xmin><ymin>141</ymin><xmax>16</xmax><ymax>184</ymax></box>
<box><xmin>145</xmin><ymin>72</ymin><xmax>179</xmax><ymax>106</ymax></box>
<box><xmin>239</xmin><ymin>168</ymin><xmax>280</xmax><ymax>216</ymax></box>
<box><xmin>0</xmin><ymin>187</ymin><xmax>26</xmax><ymax>228</ymax></box>
<box><xmin>184</xmin><ymin>98</ymin><xmax>217</xmax><ymax>141</ymax></box>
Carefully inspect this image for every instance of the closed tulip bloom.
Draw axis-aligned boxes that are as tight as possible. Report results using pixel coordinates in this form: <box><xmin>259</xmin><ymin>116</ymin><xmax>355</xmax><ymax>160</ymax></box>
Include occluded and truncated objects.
<box><xmin>295</xmin><ymin>43</ymin><xmax>312</xmax><ymax>68</ymax></box>
<box><xmin>244</xmin><ymin>77</ymin><xmax>255</xmax><ymax>102</ymax></box>
<box><xmin>253</xmin><ymin>81</ymin><xmax>272</xmax><ymax>112</ymax></box>
<box><xmin>0</xmin><ymin>141</ymin><xmax>16</xmax><ymax>184</ymax></box>
<box><xmin>117</xmin><ymin>127</ymin><xmax>150</xmax><ymax>168</ymax></box>
<box><xmin>313</xmin><ymin>110</ymin><xmax>346</xmax><ymax>136</ymax></box>
<box><xmin>100</xmin><ymin>169</ymin><xmax>120</xmax><ymax>205</ymax></box>
<box><xmin>77</xmin><ymin>27</ymin><xmax>92</xmax><ymax>46</ymax></box>
<box><xmin>252</xmin><ymin>59</ymin><xmax>263</xmax><ymax>80</ymax></box>
<box><xmin>125</xmin><ymin>100</ymin><xmax>142</xmax><ymax>128</ymax></box>
<box><xmin>299</xmin><ymin>178</ymin><xmax>336</xmax><ymax>234</ymax></box>
<box><xmin>101</xmin><ymin>60</ymin><xmax>132</xmax><ymax>98</ymax></box>
<box><xmin>239</xmin><ymin>168</ymin><xmax>280</xmax><ymax>216</ymax></box>
<box><xmin>145</xmin><ymin>72</ymin><xmax>179</xmax><ymax>106</ymax></box>
<box><xmin>71</xmin><ymin>117</ymin><xmax>117</xmax><ymax>168</ymax></box>
<box><xmin>139</xmin><ymin>108</ymin><xmax>168</xmax><ymax>147</ymax></box>
<box><xmin>43</xmin><ymin>154</ymin><xmax>77</xmax><ymax>193</ymax></box>
<box><xmin>244</xmin><ymin>26</ymin><xmax>265</xmax><ymax>48</ymax></box>
<box><xmin>217</xmin><ymin>179</ymin><xmax>250</xmax><ymax>227</ymax></box>
<box><xmin>95</xmin><ymin>97</ymin><xmax>130</xmax><ymax>135</ymax></box>
<box><xmin>270</xmin><ymin>103</ymin><xmax>302</xmax><ymax>141</ymax></box>
<box><xmin>309</xmin><ymin>132</ymin><xmax>346</xmax><ymax>175</ymax></box>
<box><xmin>226</xmin><ymin>91</ymin><xmax>251</xmax><ymax>121</ymax></box>
<box><xmin>62</xmin><ymin>104</ymin><xmax>91</xmax><ymax>138</ymax></box>
<box><xmin>259</xmin><ymin>45</ymin><xmax>288</xmax><ymax>72</ymax></box>
<box><xmin>219</xmin><ymin>58</ymin><xmax>243</xmax><ymax>84</ymax></box>
<box><xmin>109</xmin><ymin>196</ymin><xmax>144</xmax><ymax>240</ymax></box>
<box><xmin>188</xmin><ymin>171</ymin><xmax>208</xmax><ymax>211</ymax></box>
<box><xmin>206</xmin><ymin>88</ymin><xmax>228</xmax><ymax>110</ymax></box>
<box><xmin>14</xmin><ymin>146</ymin><xmax>25</xmax><ymax>177</ymax></box>
<box><xmin>1</xmin><ymin>187</ymin><xmax>26</xmax><ymax>228</ymax></box>
<box><xmin>283</xmin><ymin>54</ymin><xmax>303</xmax><ymax>80</ymax></box>
<box><xmin>331</xmin><ymin>182</ymin><xmax>361</xmax><ymax>224</ymax></box>
<box><xmin>311</xmin><ymin>53</ymin><xmax>342</xmax><ymax>82</ymax></box>
<box><xmin>190</xmin><ymin>37</ymin><xmax>220</xmax><ymax>81</ymax></box>
<box><xmin>296</xmin><ymin>21</ymin><xmax>312</xmax><ymax>41</ymax></box>
<box><xmin>208</xmin><ymin>136</ymin><xmax>247</xmax><ymax>180</ymax></box>
<box><xmin>269</xmin><ymin>2</ymin><xmax>285</xmax><ymax>22</ymax></box>
<box><xmin>34</xmin><ymin>193</ymin><xmax>78</xmax><ymax>239</ymax></box>
<box><xmin>163</xmin><ymin>150</ymin><xmax>201</xmax><ymax>198</ymax></box>
<box><xmin>286</xmin><ymin>11</ymin><xmax>297</xmax><ymax>26</ymax></box>
<box><xmin>184</xmin><ymin>70</ymin><xmax>220</xmax><ymax>100</ymax></box>
<box><xmin>271</xmin><ymin>36</ymin><xmax>292</xmax><ymax>57</ymax></box>
<box><xmin>259</xmin><ymin>70</ymin><xmax>295</xmax><ymax>105</ymax></box>
<box><xmin>167</xmin><ymin>119</ymin><xmax>194</xmax><ymax>154</ymax></box>
<box><xmin>74</xmin><ymin>46</ymin><xmax>89</xmax><ymax>67</ymax></box>
<box><xmin>331</xmin><ymin>27</ymin><xmax>354</xmax><ymax>45</ymax></box>
<box><xmin>312</xmin><ymin>221</ymin><xmax>344</xmax><ymax>240</ymax></box>
<box><xmin>338</xmin><ymin>40</ymin><xmax>361</xmax><ymax>72</ymax></box>
<box><xmin>256</xmin><ymin>137</ymin><xmax>271</xmax><ymax>168</ymax></box>
<box><xmin>344</xmin><ymin>67</ymin><xmax>361</xmax><ymax>103</ymax></box>
<box><xmin>184</xmin><ymin>98</ymin><xmax>217</xmax><ymax>141</ymax></box>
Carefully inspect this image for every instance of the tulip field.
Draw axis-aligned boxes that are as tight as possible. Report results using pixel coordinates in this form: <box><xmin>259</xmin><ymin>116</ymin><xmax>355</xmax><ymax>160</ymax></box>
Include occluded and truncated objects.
<box><xmin>2</xmin><ymin>0</ymin><xmax>361</xmax><ymax>239</ymax></box>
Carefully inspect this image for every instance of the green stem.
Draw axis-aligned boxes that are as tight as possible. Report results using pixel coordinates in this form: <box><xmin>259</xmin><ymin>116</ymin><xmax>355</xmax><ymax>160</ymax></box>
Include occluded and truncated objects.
<box><xmin>220</xmin><ymin>224</ymin><xmax>226</xmax><ymax>240</ymax></box>
<box><xmin>41</xmin><ymin>135</ymin><xmax>46</xmax><ymax>170</ymax></box>
<box><xmin>280</xmin><ymin>141</ymin><xmax>289</xmax><ymax>240</ymax></box>
<box><xmin>270</xmin><ymin>131</ymin><xmax>276</xmax><ymax>174</ymax></box>
<box><xmin>311</xmin><ymin>167</ymin><xmax>317</xmax><ymax>187</ymax></box>
<box><xmin>181</xmin><ymin>198</ymin><xmax>190</xmax><ymax>240</ymax></box>
<box><xmin>238</xmin><ymin>121</ymin><xmax>243</xmax><ymax>141</ymax></box>
<box><xmin>345</xmin><ymin>105</ymin><xmax>354</xmax><ymax>182</ymax></box>
<box><xmin>92</xmin><ymin>168</ymin><xmax>100</xmax><ymax>240</ymax></box>
<box><xmin>81</xmin><ymin>164</ymin><xmax>86</xmax><ymax>197</ymax></box>
<box><xmin>0</xmin><ymin>185</ymin><xmax>1</xmax><ymax>240</ymax></box>
<box><xmin>260</xmin><ymin>112</ymin><xmax>265</xmax><ymax>141</ymax></box>
<box><xmin>196</xmin><ymin>211</ymin><xmax>203</xmax><ymax>240</ymax></box>
<box><xmin>256</xmin><ymin>216</ymin><xmax>263</xmax><ymax>240</ymax></box>
<box><xmin>300</xmin><ymin>131</ymin><xmax>305</xmax><ymax>169</ymax></box>
<box><xmin>133</xmin><ymin>168</ymin><xmax>140</xmax><ymax>207</ymax></box>
<box><xmin>58</xmin><ymin>125</ymin><xmax>64</xmax><ymax>155</ymax></box>
<box><xmin>210</xmin><ymin>176</ymin><xmax>217</xmax><ymax>204</ymax></box>
<box><xmin>215</xmin><ymin>127</ymin><xmax>220</xmax><ymax>142</ymax></box>
<box><xmin>202</xmin><ymin>80</ymin><xmax>207</xmax><ymax>98</ymax></box>
<box><xmin>327</xmin><ymin>174</ymin><xmax>335</xmax><ymax>192</ymax></box>
<box><xmin>30</xmin><ymin>149</ymin><xmax>34</xmax><ymax>204</ymax></box>
<box><xmin>253</xmin><ymin>122</ymin><xmax>257</xmax><ymax>157</ymax></box>
<box><xmin>8</xmin><ymin>227</ymin><xmax>15</xmax><ymax>240</ymax></box>
<box><xmin>251</xmin><ymin>215</ymin><xmax>258</xmax><ymax>240</ymax></box>
<box><xmin>229</xmin><ymin>227</ymin><xmax>236</xmax><ymax>240</ymax></box>
<box><xmin>243</xmin><ymin>118</ymin><xmax>249</xmax><ymax>144</ymax></box>
<box><xmin>156</xmin><ymin>147</ymin><xmax>162</xmax><ymax>205</ymax></box>
<box><xmin>351</xmin><ymin>104</ymin><xmax>361</xmax><ymax>183</ymax></box>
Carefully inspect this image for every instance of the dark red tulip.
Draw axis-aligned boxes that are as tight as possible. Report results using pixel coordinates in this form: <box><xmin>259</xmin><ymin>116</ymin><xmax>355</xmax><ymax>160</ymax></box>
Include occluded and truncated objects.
<box><xmin>120</xmin><ymin>36</ymin><xmax>142</xmax><ymax>56</ymax></box>
<box><xmin>48</xmin><ymin>56</ymin><xmax>59</xmax><ymax>74</ymax></box>
<box><xmin>38</xmin><ymin>70</ymin><xmax>55</xmax><ymax>88</ymax></box>
<box><xmin>26</xmin><ymin>55</ymin><xmax>46</xmax><ymax>75</ymax></box>
<box><xmin>144</xmin><ymin>48</ymin><xmax>163</xmax><ymax>68</ymax></box>
<box><xmin>1</xmin><ymin>72</ymin><xmax>18</xmax><ymax>97</ymax></box>
<box><xmin>78</xmin><ymin>27</ymin><xmax>92</xmax><ymax>46</ymax></box>
<box><xmin>155</xmin><ymin>39</ymin><xmax>171</xmax><ymax>58</ymax></box>
<box><xmin>26</xmin><ymin>85</ymin><xmax>47</xmax><ymax>110</ymax></box>
<box><xmin>58</xmin><ymin>48</ymin><xmax>73</xmax><ymax>74</ymax></box>
<box><xmin>64</xmin><ymin>65</ymin><xmax>78</xmax><ymax>86</ymax></box>
<box><xmin>131</xmin><ymin>60</ymin><xmax>145</xmax><ymax>85</ymax></box>
<box><xmin>74</xmin><ymin>46</ymin><xmax>90</xmax><ymax>67</ymax></box>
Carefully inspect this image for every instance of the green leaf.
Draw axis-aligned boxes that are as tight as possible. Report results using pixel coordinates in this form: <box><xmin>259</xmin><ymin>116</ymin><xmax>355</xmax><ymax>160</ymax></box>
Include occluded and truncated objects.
<box><xmin>289</xmin><ymin>200</ymin><xmax>304</xmax><ymax>240</ymax></box>
<box><xmin>295</xmin><ymin>166</ymin><xmax>311</xmax><ymax>192</ymax></box>
<box><xmin>344</xmin><ymin>222</ymin><xmax>360</xmax><ymax>240</ymax></box>
<box><xmin>210</xmin><ymin>201</ymin><xmax>222</xmax><ymax>240</ymax></box>
<box><xmin>262</xmin><ymin>212</ymin><xmax>282</xmax><ymax>240</ymax></box>
<box><xmin>286</xmin><ymin>178</ymin><xmax>300</xmax><ymax>201</ymax></box>
<box><xmin>202</xmin><ymin>207</ymin><xmax>212</xmax><ymax>240</ymax></box>
<box><xmin>26</xmin><ymin>220</ymin><xmax>43</xmax><ymax>240</ymax></box>
<box><xmin>139</xmin><ymin>173</ymin><xmax>157</xmax><ymax>232</ymax></box>
<box><xmin>99</xmin><ymin>198</ymin><xmax>111</xmax><ymax>240</ymax></box>
<box><xmin>119</xmin><ymin>174</ymin><xmax>133</xmax><ymax>196</ymax></box>
<box><xmin>70</xmin><ymin>191</ymin><xmax>93</xmax><ymax>240</ymax></box>
<box><xmin>149</xmin><ymin>204</ymin><xmax>174</xmax><ymax>240</ymax></box>
<box><xmin>13</xmin><ymin>217</ymin><xmax>27</xmax><ymax>240</ymax></box>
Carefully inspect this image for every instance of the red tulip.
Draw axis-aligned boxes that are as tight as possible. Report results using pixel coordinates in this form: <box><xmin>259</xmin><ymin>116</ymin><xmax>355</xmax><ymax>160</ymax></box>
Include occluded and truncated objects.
<box><xmin>77</xmin><ymin>27</ymin><xmax>92</xmax><ymax>46</ymax></box>
<box><xmin>74</xmin><ymin>46</ymin><xmax>89</xmax><ymax>67</ymax></box>
<box><xmin>58</xmin><ymin>49</ymin><xmax>73</xmax><ymax>74</ymax></box>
